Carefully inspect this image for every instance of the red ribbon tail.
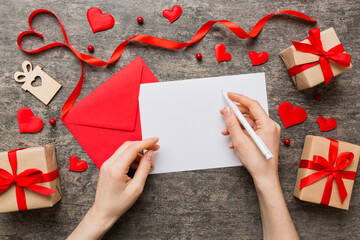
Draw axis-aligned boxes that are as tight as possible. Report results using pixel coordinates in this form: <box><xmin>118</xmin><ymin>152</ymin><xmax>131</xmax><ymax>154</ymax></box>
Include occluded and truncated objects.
<box><xmin>319</xmin><ymin>57</ymin><xmax>334</xmax><ymax>85</ymax></box>
<box><xmin>26</xmin><ymin>185</ymin><xmax>56</xmax><ymax>196</ymax></box>
<box><xmin>320</xmin><ymin>174</ymin><xmax>334</xmax><ymax>206</ymax></box>
<box><xmin>15</xmin><ymin>185</ymin><xmax>28</xmax><ymax>211</ymax></box>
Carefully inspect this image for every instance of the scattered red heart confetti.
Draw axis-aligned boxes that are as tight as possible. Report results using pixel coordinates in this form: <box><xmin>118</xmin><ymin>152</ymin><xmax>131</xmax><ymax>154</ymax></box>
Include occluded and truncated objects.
<box><xmin>69</xmin><ymin>156</ymin><xmax>88</xmax><ymax>172</ymax></box>
<box><xmin>314</xmin><ymin>94</ymin><xmax>322</xmax><ymax>100</ymax></box>
<box><xmin>87</xmin><ymin>45</ymin><xmax>94</xmax><ymax>52</ymax></box>
<box><xmin>196</xmin><ymin>53</ymin><xmax>202</xmax><ymax>61</ymax></box>
<box><xmin>278</xmin><ymin>102</ymin><xmax>307</xmax><ymax>128</ymax></box>
<box><xmin>137</xmin><ymin>17</ymin><xmax>144</xmax><ymax>24</ymax></box>
<box><xmin>215</xmin><ymin>43</ymin><xmax>231</xmax><ymax>63</ymax></box>
<box><xmin>87</xmin><ymin>7</ymin><xmax>115</xmax><ymax>33</ymax></box>
<box><xmin>17</xmin><ymin>107</ymin><xmax>43</xmax><ymax>133</ymax></box>
<box><xmin>284</xmin><ymin>138</ymin><xmax>291</xmax><ymax>146</ymax></box>
<box><xmin>249</xmin><ymin>51</ymin><xmax>269</xmax><ymax>66</ymax></box>
<box><xmin>317</xmin><ymin>116</ymin><xmax>337</xmax><ymax>131</ymax></box>
<box><xmin>162</xmin><ymin>5</ymin><xmax>182</xmax><ymax>23</ymax></box>
<box><xmin>49</xmin><ymin>118</ymin><xmax>56</xmax><ymax>126</ymax></box>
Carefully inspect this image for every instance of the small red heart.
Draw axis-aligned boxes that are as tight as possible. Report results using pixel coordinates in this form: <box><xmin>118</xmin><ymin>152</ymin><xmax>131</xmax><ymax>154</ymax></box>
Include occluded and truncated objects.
<box><xmin>17</xmin><ymin>107</ymin><xmax>43</xmax><ymax>133</ymax></box>
<box><xmin>215</xmin><ymin>43</ymin><xmax>232</xmax><ymax>63</ymax></box>
<box><xmin>69</xmin><ymin>156</ymin><xmax>88</xmax><ymax>172</ymax></box>
<box><xmin>317</xmin><ymin>116</ymin><xmax>337</xmax><ymax>131</ymax></box>
<box><xmin>87</xmin><ymin>7</ymin><xmax>115</xmax><ymax>33</ymax></box>
<box><xmin>278</xmin><ymin>102</ymin><xmax>307</xmax><ymax>128</ymax></box>
<box><xmin>249</xmin><ymin>51</ymin><xmax>269</xmax><ymax>66</ymax></box>
<box><xmin>162</xmin><ymin>5</ymin><xmax>183</xmax><ymax>23</ymax></box>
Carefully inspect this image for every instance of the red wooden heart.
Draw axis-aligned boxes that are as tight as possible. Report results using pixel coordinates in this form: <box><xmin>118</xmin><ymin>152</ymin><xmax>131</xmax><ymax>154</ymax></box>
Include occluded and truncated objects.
<box><xmin>215</xmin><ymin>43</ymin><xmax>232</xmax><ymax>63</ymax></box>
<box><xmin>69</xmin><ymin>156</ymin><xmax>88</xmax><ymax>172</ymax></box>
<box><xmin>278</xmin><ymin>102</ymin><xmax>307</xmax><ymax>128</ymax></box>
<box><xmin>162</xmin><ymin>5</ymin><xmax>183</xmax><ymax>23</ymax></box>
<box><xmin>317</xmin><ymin>116</ymin><xmax>337</xmax><ymax>131</ymax></box>
<box><xmin>87</xmin><ymin>7</ymin><xmax>115</xmax><ymax>33</ymax></box>
<box><xmin>249</xmin><ymin>51</ymin><xmax>269</xmax><ymax>66</ymax></box>
<box><xmin>17</xmin><ymin>107</ymin><xmax>43</xmax><ymax>133</ymax></box>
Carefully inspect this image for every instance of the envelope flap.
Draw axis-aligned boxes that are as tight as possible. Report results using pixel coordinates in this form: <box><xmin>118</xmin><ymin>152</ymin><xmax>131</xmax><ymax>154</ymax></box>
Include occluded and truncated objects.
<box><xmin>63</xmin><ymin>57</ymin><xmax>151</xmax><ymax>131</ymax></box>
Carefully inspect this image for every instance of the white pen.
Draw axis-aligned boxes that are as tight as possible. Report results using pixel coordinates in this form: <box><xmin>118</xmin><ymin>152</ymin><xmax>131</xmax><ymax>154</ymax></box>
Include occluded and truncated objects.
<box><xmin>222</xmin><ymin>91</ymin><xmax>273</xmax><ymax>160</ymax></box>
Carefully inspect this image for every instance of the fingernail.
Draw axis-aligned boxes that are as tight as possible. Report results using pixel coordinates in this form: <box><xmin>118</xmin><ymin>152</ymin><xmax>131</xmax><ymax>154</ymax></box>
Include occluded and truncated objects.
<box><xmin>146</xmin><ymin>150</ymin><xmax>153</xmax><ymax>162</ymax></box>
<box><xmin>224</xmin><ymin>106</ymin><xmax>231</xmax><ymax>116</ymax></box>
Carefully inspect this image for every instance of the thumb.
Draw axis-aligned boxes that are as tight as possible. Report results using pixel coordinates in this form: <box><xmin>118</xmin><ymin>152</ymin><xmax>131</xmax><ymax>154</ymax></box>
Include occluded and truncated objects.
<box><xmin>222</xmin><ymin>106</ymin><xmax>246</xmax><ymax>146</ymax></box>
<box><xmin>131</xmin><ymin>150</ymin><xmax>153</xmax><ymax>192</ymax></box>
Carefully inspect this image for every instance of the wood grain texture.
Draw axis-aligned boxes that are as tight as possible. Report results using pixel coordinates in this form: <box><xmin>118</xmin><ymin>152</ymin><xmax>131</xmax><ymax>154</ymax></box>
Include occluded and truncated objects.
<box><xmin>0</xmin><ymin>0</ymin><xmax>359</xmax><ymax>239</ymax></box>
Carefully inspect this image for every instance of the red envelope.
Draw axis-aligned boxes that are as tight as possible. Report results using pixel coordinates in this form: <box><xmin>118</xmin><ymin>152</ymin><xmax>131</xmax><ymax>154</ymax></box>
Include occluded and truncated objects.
<box><xmin>61</xmin><ymin>57</ymin><xmax>158</xmax><ymax>168</ymax></box>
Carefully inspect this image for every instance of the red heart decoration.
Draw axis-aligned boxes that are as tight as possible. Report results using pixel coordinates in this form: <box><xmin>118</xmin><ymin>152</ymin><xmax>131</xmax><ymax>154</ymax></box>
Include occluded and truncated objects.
<box><xmin>215</xmin><ymin>43</ymin><xmax>232</xmax><ymax>63</ymax></box>
<box><xmin>17</xmin><ymin>107</ymin><xmax>43</xmax><ymax>133</ymax></box>
<box><xmin>317</xmin><ymin>116</ymin><xmax>337</xmax><ymax>131</ymax></box>
<box><xmin>249</xmin><ymin>51</ymin><xmax>269</xmax><ymax>66</ymax></box>
<box><xmin>69</xmin><ymin>156</ymin><xmax>88</xmax><ymax>172</ymax></box>
<box><xmin>278</xmin><ymin>102</ymin><xmax>307</xmax><ymax>128</ymax></box>
<box><xmin>87</xmin><ymin>7</ymin><xmax>115</xmax><ymax>33</ymax></box>
<box><xmin>162</xmin><ymin>5</ymin><xmax>183</xmax><ymax>23</ymax></box>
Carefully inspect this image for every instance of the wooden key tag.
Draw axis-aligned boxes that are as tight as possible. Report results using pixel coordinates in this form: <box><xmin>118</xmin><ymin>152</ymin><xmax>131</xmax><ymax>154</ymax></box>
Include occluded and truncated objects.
<box><xmin>14</xmin><ymin>61</ymin><xmax>62</xmax><ymax>105</ymax></box>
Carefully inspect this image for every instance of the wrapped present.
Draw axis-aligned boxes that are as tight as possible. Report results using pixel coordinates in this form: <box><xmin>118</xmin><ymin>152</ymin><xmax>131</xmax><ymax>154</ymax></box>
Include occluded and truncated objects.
<box><xmin>0</xmin><ymin>145</ymin><xmax>61</xmax><ymax>213</ymax></box>
<box><xmin>280</xmin><ymin>27</ymin><xmax>352</xmax><ymax>90</ymax></box>
<box><xmin>294</xmin><ymin>136</ymin><xmax>360</xmax><ymax>210</ymax></box>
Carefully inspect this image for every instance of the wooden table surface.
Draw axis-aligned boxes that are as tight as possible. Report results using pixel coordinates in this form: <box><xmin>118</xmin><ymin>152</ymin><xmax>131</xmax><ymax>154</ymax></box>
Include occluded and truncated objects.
<box><xmin>0</xmin><ymin>0</ymin><xmax>359</xmax><ymax>239</ymax></box>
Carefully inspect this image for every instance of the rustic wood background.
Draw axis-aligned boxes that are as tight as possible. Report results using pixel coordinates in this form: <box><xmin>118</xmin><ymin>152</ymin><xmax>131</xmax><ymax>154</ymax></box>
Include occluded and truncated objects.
<box><xmin>0</xmin><ymin>0</ymin><xmax>359</xmax><ymax>239</ymax></box>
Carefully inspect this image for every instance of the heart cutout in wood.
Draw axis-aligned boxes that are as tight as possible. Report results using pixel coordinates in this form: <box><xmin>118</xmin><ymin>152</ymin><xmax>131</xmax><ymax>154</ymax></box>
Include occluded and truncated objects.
<box><xmin>278</xmin><ymin>102</ymin><xmax>307</xmax><ymax>128</ymax></box>
<box><xmin>17</xmin><ymin>107</ymin><xmax>43</xmax><ymax>133</ymax></box>
<box><xmin>215</xmin><ymin>43</ymin><xmax>231</xmax><ymax>63</ymax></box>
<box><xmin>87</xmin><ymin>7</ymin><xmax>115</xmax><ymax>33</ymax></box>
<box><xmin>249</xmin><ymin>51</ymin><xmax>269</xmax><ymax>66</ymax></box>
<box><xmin>69</xmin><ymin>156</ymin><xmax>88</xmax><ymax>172</ymax></box>
<box><xmin>317</xmin><ymin>116</ymin><xmax>337</xmax><ymax>131</ymax></box>
<box><xmin>31</xmin><ymin>76</ymin><xmax>42</xmax><ymax>87</ymax></box>
<box><xmin>162</xmin><ymin>5</ymin><xmax>183</xmax><ymax>23</ymax></box>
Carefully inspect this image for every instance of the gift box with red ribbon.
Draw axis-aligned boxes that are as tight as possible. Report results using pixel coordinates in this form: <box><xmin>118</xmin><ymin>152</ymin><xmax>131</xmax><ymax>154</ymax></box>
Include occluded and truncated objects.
<box><xmin>280</xmin><ymin>27</ymin><xmax>352</xmax><ymax>90</ymax></box>
<box><xmin>0</xmin><ymin>145</ymin><xmax>61</xmax><ymax>213</ymax></box>
<box><xmin>294</xmin><ymin>136</ymin><xmax>360</xmax><ymax>210</ymax></box>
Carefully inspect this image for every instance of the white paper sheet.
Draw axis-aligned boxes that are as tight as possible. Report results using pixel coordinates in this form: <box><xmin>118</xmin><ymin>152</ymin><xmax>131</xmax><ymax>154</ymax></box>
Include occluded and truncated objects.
<box><xmin>139</xmin><ymin>73</ymin><xmax>268</xmax><ymax>174</ymax></box>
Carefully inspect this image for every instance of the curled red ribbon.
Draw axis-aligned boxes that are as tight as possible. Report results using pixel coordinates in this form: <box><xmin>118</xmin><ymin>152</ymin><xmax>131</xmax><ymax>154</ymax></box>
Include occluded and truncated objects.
<box><xmin>0</xmin><ymin>149</ymin><xmax>59</xmax><ymax>211</ymax></box>
<box><xmin>287</xmin><ymin>27</ymin><xmax>351</xmax><ymax>86</ymax></box>
<box><xmin>17</xmin><ymin>9</ymin><xmax>316</xmax><ymax>118</ymax></box>
<box><xmin>299</xmin><ymin>138</ymin><xmax>356</xmax><ymax>206</ymax></box>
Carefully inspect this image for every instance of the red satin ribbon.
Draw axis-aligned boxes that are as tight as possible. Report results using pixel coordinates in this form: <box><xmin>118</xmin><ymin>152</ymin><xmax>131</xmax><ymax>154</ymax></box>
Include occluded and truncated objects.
<box><xmin>299</xmin><ymin>138</ymin><xmax>356</xmax><ymax>206</ymax></box>
<box><xmin>17</xmin><ymin>9</ymin><xmax>316</xmax><ymax>118</ymax></box>
<box><xmin>0</xmin><ymin>149</ymin><xmax>59</xmax><ymax>211</ymax></box>
<box><xmin>287</xmin><ymin>27</ymin><xmax>351</xmax><ymax>86</ymax></box>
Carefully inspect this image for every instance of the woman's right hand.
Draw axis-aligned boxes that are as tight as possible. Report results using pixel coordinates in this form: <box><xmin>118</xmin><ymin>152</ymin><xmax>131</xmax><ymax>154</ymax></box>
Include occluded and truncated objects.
<box><xmin>220</xmin><ymin>92</ymin><xmax>281</xmax><ymax>185</ymax></box>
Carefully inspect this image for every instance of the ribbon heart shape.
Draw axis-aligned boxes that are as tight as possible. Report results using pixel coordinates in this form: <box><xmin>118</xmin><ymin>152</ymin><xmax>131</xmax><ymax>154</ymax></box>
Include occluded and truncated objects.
<box><xmin>17</xmin><ymin>9</ymin><xmax>316</xmax><ymax>118</ymax></box>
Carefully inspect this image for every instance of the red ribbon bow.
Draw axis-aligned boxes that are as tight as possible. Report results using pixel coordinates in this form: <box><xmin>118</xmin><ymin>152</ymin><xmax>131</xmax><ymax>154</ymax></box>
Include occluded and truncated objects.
<box><xmin>0</xmin><ymin>149</ymin><xmax>59</xmax><ymax>211</ymax></box>
<box><xmin>299</xmin><ymin>138</ymin><xmax>356</xmax><ymax>206</ymax></box>
<box><xmin>288</xmin><ymin>27</ymin><xmax>351</xmax><ymax>86</ymax></box>
<box><xmin>17</xmin><ymin>9</ymin><xmax>316</xmax><ymax>118</ymax></box>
